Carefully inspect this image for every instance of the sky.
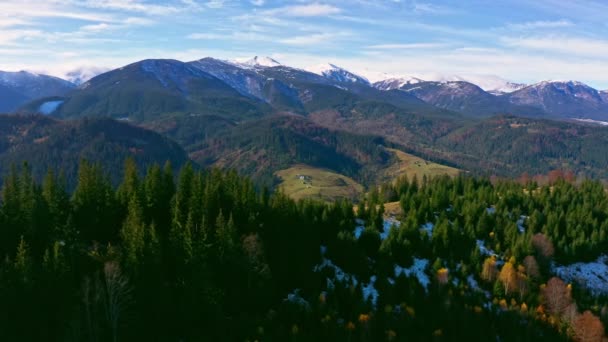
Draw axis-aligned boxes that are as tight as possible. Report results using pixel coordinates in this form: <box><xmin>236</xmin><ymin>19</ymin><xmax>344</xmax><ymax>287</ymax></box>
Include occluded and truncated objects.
<box><xmin>2</xmin><ymin>0</ymin><xmax>608</xmax><ymax>89</ymax></box>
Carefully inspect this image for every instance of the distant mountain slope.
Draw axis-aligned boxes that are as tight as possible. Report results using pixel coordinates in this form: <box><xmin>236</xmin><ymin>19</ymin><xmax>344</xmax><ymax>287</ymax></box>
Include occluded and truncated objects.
<box><xmin>188</xmin><ymin>57</ymin><xmax>309</xmax><ymax>111</ymax></box>
<box><xmin>438</xmin><ymin>115</ymin><xmax>608</xmax><ymax>178</ymax></box>
<box><xmin>51</xmin><ymin>59</ymin><xmax>267</xmax><ymax>122</ymax></box>
<box><xmin>392</xmin><ymin>80</ymin><xmax>545</xmax><ymax>118</ymax></box>
<box><xmin>0</xmin><ymin>83</ymin><xmax>30</xmax><ymax>113</ymax></box>
<box><xmin>506</xmin><ymin>81</ymin><xmax>608</xmax><ymax>120</ymax></box>
<box><xmin>0</xmin><ymin>114</ymin><xmax>188</xmax><ymax>187</ymax></box>
<box><xmin>0</xmin><ymin>71</ymin><xmax>75</xmax><ymax>112</ymax></box>
<box><xmin>189</xmin><ymin>57</ymin><xmax>269</xmax><ymax>100</ymax></box>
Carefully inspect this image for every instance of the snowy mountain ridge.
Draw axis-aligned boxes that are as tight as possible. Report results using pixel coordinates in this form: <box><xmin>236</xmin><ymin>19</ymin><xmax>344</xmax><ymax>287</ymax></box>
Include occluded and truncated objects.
<box><xmin>306</xmin><ymin>63</ymin><xmax>370</xmax><ymax>85</ymax></box>
<box><xmin>239</xmin><ymin>56</ymin><xmax>282</xmax><ymax>68</ymax></box>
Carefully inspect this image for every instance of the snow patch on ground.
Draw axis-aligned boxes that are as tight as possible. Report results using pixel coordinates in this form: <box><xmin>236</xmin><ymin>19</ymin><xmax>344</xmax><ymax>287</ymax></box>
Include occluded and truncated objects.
<box><xmin>517</xmin><ymin>215</ymin><xmax>527</xmax><ymax>234</ymax></box>
<box><xmin>285</xmin><ymin>289</ymin><xmax>310</xmax><ymax>309</ymax></box>
<box><xmin>554</xmin><ymin>255</ymin><xmax>608</xmax><ymax>295</ymax></box>
<box><xmin>421</xmin><ymin>222</ymin><xmax>434</xmax><ymax>237</ymax></box>
<box><xmin>394</xmin><ymin>258</ymin><xmax>430</xmax><ymax>291</ymax></box>
<box><xmin>38</xmin><ymin>100</ymin><xmax>64</xmax><ymax>114</ymax></box>
<box><xmin>476</xmin><ymin>240</ymin><xmax>498</xmax><ymax>257</ymax></box>
<box><xmin>314</xmin><ymin>256</ymin><xmax>381</xmax><ymax>307</ymax></box>
<box><xmin>573</xmin><ymin>118</ymin><xmax>608</xmax><ymax>126</ymax></box>
<box><xmin>382</xmin><ymin>217</ymin><xmax>400</xmax><ymax>240</ymax></box>
<box><xmin>354</xmin><ymin>218</ymin><xmax>400</xmax><ymax>240</ymax></box>
<box><xmin>354</xmin><ymin>220</ymin><xmax>365</xmax><ymax>239</ymax></box>
<box><xmin>314</xmin><ymin>258</ymin><xmax>358</xmax><ymax>287</ymax></box>
<box><xmin>362</xmin><ymin>275</ymin><xmax>379</xmax><ymax>306</ymax></box>
<box><xmin>467</xmin><ymin>275</ymin><xmax>480</xmax><ymax>291</ymax></box>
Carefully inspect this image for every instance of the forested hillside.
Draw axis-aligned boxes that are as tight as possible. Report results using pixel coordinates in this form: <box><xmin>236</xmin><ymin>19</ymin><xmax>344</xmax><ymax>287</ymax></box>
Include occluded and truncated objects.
<box><xmin>2</xmin><ymin>160</ymin><xmax>607</xmax><ymax>341</ymax></box>
<box><xmin>0</xmin><ymin>115</ymin><xmax>188</xmax><ymax>188</ymax></box>
<box><xmin>439</xmin><ymin>116</ymin><xmax>608</xmax><ymax>179</ymax></box>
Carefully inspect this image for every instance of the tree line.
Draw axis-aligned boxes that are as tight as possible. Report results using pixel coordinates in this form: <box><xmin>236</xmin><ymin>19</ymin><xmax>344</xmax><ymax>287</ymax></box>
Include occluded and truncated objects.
<box><xmin>1</xmin><ymin>161</ymin><xmax>607</xmax><ymax>341</ymax></box>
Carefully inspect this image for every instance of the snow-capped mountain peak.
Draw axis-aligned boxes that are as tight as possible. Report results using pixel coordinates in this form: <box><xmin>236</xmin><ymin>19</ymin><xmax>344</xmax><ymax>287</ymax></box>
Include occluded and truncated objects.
<box><xmin>307</xmin><ymin>63</ymin><xmax>370</xmax><ymax>85</ymax></box>
<box><xmin>373</xmin><ymin>76</ymin><xmax>425</xmax><ymax>91</ymax></box>
<box><xmin>486</xmin><ymin>82</ymin><xmax>527</xmax><ymax>95</ymax></box>
<box><xmin>307</xmin><ymin>63</ymin><xmax>342</xmax><ymax>75</ymax></box>
<box><xmin>241</xmin><ymin>56</ymin><xmax>281</xmax><ymax>68</ymax></box>
<box><xmin>524</xmin><ymin>80</ymin><xmax>598</xmax><ymax>93</ymax></box>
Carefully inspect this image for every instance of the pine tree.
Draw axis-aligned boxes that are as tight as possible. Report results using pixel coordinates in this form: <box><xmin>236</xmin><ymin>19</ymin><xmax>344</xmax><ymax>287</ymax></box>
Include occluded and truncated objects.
<box><xmin>120</xmin><ymin>196</ymin><xmax>146</xmax><ymax>274</ymax></box>
<box><xmin>42</xmin><ymin>170</ymin><xmax>71</xmax><ymax>242</ymax></box>
<box><xmin>72</xmin><ymin>160</ymin><xmax>118</xmax><ymax>243</ymax></box>
<box><xmin>117</xmin><ymin>158</ymin><xmax>141</xmax><ymax>207</ymax></box>
<box><xmin>216</xmin><ymin>211</ymin><xmax>237</xmax><ymax>260</ymax></box>
<box><xmin>0</xmin><ymin>165</ymin><xmax>22</xmax><ymax>256</ymax></box>
<box><xmin>14</xmin><ymin>236</ymin><xmax>31</xmax><ymax>284</ymax></box>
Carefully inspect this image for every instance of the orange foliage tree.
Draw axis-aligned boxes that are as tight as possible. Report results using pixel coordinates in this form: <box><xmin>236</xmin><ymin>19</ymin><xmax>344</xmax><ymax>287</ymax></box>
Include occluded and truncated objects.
<box><xmin>573</xmin><ymin>311</ymin><xmax>604</xmax><ymax>342</ymax></box>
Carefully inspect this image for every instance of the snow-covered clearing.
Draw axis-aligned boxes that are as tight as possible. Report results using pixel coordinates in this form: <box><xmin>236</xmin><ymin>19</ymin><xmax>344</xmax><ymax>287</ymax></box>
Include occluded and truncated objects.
<box><xmin>554</xmin><ymin>255</ymin><xmax>608</xmax><ymax>295</ymax></box>
<box><xmin>394</xmin><ymin>258</ymin><xmax>430</xmax><ymax>291</ymax></box>
<box><xmin>38</xmin><ymin>100</ymin><xmax>63</xmax><ymax>114</ymax></box>
<box><xmin>354</xmin><ymin>217</ymin><xmax>400</xmax><ymax>240</ymax></box>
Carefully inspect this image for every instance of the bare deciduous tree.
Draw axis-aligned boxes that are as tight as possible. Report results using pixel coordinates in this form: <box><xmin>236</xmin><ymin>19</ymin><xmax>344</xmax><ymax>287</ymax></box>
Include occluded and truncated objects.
<box><xmin>532</xmin><ymin>234</ymin><xmax>554</xmax><ymax>259</ymax></box>
<box><xmin>103</xmin><ymin>261</ymin><xmax>132</xmax><ymax>342</ymax></box>
<box><xmin>523</xmin><ymin>255</ymin><xmax>540</xmax><ymax>279</ymax></box>
<box><xmin>543</xmin><ymin>277</ymin><xmax>571</xmax><ymax>316</ymax></box>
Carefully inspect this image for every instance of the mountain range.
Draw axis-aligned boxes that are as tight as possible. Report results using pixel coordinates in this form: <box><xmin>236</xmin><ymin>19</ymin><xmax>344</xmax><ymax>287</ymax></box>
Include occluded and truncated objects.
<box><xmin>2</xmin><ymin>56</ymin><xmax>608</xmax><ymax>195</ymax></box>
<box><xmin>5</xmin><ymin>56</ymin><xmax>608</xmax><ymax>122</ymax></box>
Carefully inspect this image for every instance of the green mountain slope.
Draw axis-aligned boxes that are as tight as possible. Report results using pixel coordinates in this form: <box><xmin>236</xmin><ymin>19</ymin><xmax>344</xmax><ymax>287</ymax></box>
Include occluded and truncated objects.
<box><xmin>0</xmin><ymin>114</ymin><xmax>189</xmax><ymax>187</ymax></box>
<box><xmin>50</xmin><ymin>59</ymin><xmax>268</xmax><ymax>122</ymax></box>
<box><xmin>437</xmin><ymin>115</ymin><xmax>608</xmax><ymax>178</ymax></box>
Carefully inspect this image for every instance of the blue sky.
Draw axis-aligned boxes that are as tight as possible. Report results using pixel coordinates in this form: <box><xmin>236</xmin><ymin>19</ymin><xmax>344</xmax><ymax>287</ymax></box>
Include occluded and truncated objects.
<box><xmin>2</xmin><ymin>0</ymin><xmax>608</xmax><ymax>88</ymax></box>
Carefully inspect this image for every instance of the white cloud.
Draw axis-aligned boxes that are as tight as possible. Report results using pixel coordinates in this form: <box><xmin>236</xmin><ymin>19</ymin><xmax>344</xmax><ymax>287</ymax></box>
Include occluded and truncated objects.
<box><xmin>279</xmin><ymin>33</ymin><xmax>337</xmax><ymax>45</ymax></box>
<box><xmin>501</xmin><ymin>35</ymin><xmax>608</xmax><ymax>57</ymax></box>
<box><xmin>412</xmin><ymin>2</ymin><xmax>454</xmax><ymax>14</ymax></box>
<box><xmin>250</xmin><ymin>0</ymin><xmax>265</xmax><ymax>6</ymax></box>
<box><xmin>205</xmin><ymin>0</ymin><xmax>225</xmax><ymax>9</ymax></box>
<box><xmin>80</xmin><ymin>23</ymin><xmax>112</xmax><ymax>32</ymax></box>
<box><xmin>0</xmin><ymin>18</ymin><xmax>31</xmax><ymax>28</ymax></box>
<box><xmin>123</xmin><ymin>17</ymin><xmax>154</xmax><ymax>25</ymax></box>
<box><xmin>0</xmin><ymin>2</ymin><xmax>116</xmax><ymax>22</ymax></box>
<box><xmin>366</xmin><ymin>42</ymin><xmax>448</xmax><ymax>49</ymax></box>
<box><xmin>76</xmin><ymin>0</ymin><xmax>203</xmax><ymax>15</ymax></box>
<box><xmin>187</xmin><ymin>31</ymin><xmax>271</xmax><ymax>41</ymax></box>
<box><xmin>0</xmin><ymin>29</ymin><xmax>45</xmax><ymax>46</ymax></box>
<box><xmin>265</xmin><ymin>3</ymin><xmax>341</xmax><ymax>17</ymax></box>
<box><xmin>505</xmin><ymin>19</ymin><xmax>573</xmax><ymax>30</ymax></box>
